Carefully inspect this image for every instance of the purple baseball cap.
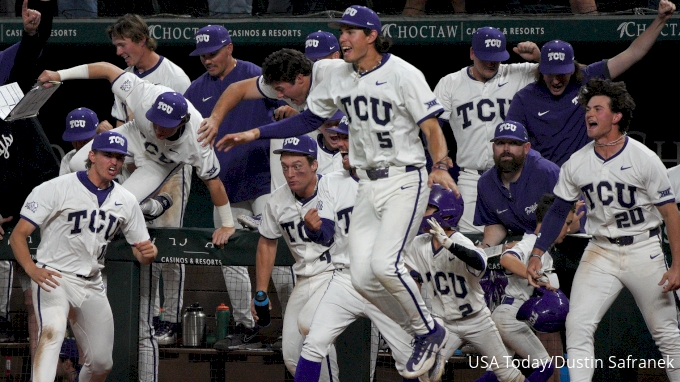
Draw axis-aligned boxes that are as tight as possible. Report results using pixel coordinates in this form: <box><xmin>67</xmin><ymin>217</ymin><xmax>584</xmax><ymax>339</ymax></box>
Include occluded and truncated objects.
<box><xmin>146</xmin><ymin>92</ymin><xmax>188</xmax><ymax>128</ymax></box>
<box><xmin>329</xmin><ymin>5</ymin><xmax>381</xmax><ymax>32</ymax></box>
<box><xmin>190</xmin><ymin>25</ymin><xmax>232</xmax><ymax>56</ymax></box>
<box><xmin>539</xmin><ymin>40</ymin><xmax>575</xmax><ymax>75</ymax></box>
<box><xmin>63</xmin><ymin>107</ymin><xmax>98</xmax><ymax>142</ymax></box>
<box><xmin>472</xmin><ymin>27</ymin><xmax>509</xmax><ymax>62</ymax></box>
<box><xmin>305</xmin><ymin>31</ymin><xmax>339</xmax><ymax>60</ymax></box>
<box><xmin>92</xmin><ymin>131</ymin><xmax>130</xmax><ymax>156</ymax></box>
<box><xmin>273</xmin><ymin>135</ymin><xmax>318</xmax><ymax>158</ymax></box>
<box><xmin>490</xmin><ymin>121</ymin><xmax>528</xmax><ymax>143</ymax></box>
<box><xmin>327</xmin><ymin>115</ymin><xmax>349</xmax><ymax>135</ymax></box>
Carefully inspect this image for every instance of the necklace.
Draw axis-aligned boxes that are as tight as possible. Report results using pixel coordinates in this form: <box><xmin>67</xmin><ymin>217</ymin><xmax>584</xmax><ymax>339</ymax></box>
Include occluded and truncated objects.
<box><xmin>356</xmin><ymin>55</ymin><xmax>383</xmax><ymax>75</ymax></box>
<box><xmin>594</xmin><ymin>133</ymin><xmax>626</xmax><ymax>147</ymax></box>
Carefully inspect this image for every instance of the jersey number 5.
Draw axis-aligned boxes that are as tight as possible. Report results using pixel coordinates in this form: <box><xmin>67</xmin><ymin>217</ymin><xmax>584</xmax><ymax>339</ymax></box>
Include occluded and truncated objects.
<box><xmin>376</xmin><ymin>132</ymin><xmax>393</xmax><ymax>148</ymax></box>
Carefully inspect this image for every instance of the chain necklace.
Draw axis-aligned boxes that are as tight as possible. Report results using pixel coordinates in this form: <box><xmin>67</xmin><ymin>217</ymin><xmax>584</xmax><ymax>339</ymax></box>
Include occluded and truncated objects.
<box><xmin>355</xmin><ymin>54</ymin><xmax>383</xmax><ymax>75</ymax></box>
<box><xmin>594</xmin><ymin>133</ymin><xmax>626</xmax><ymax>147</ymax></box>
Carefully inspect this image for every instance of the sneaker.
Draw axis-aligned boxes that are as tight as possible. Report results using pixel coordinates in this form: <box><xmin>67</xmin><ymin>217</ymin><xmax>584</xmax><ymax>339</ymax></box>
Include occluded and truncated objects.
<box><xmin>237</xmin><ymin>214</ymin><xmax>262</xmax><ymax>230</ymax></box>
<box><xmin>144</xmin><ymin>192</ymin><xmax>173</xmax><ymax>221</ymax></box>
<box><xmin>154</xmin><ymin>321</ymin><xmax>179</xmax><ymax>346</ymax></box>
<box><xmin>270</xmin><ymin>336</ymin><xmax>283</xmax><ymax>352</ymax></box>
<box><xmin>419</xmin><ymin>351</ymin><xmax>446</xmax><ymax>382</ymax></box>
<box><xmin>214</xmin><ymin>324</ymin><xmax>261</xmax><ymax>351</ymax></box>
<box><xmin>403</xmin><ymin>318</ymin><xmax>448</xmax><ymax>379</ymax></box>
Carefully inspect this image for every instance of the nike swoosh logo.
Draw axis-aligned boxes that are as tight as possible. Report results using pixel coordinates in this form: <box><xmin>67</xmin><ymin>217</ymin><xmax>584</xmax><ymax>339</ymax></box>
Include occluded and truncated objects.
<box><xmin>448</xmin><ymin>257</ymin><xmax>456</xmax><ymax>261</ymax></box>
<box><xmin>115</xmin><ymin>202</ymin><xmax>123</xmax><ymax>206</ymax></box>
<box><xmin>401</xmin><ymin>185</ymin><xmax>413</xmax><ymax>190</ymax></box>
<box><xmin>621</xmin><ymin>166</ymin><xmax>632</xmax><ymax>171</ymax></box>
<box><xmin>376</xmin><ymin>81</ymin><xmax>387</xmax><ymax>86</ymax></box>
<box><xmin>367</xmin><ymin>22</ymin><xmax>374</xmax><ymax>25</ymax></box>
<box><xmin>329</xmin><ymin>46</ymin><xmax>336</xmax><ymax>50</ymax></box>
<box><xmin>650</xmin><ymin>253</ymin><xmax>662</xmax><ymax>259</ymax></box>
<box><xmin>538</xmin><ymin>111</ymin><xmax>550</xmax><ymax>116</ymax></box>
<box><xmin>498</xmin><ymin>82</ymin><xmax>508</xmax><ymax>87</ymax></box>
<box><xmin>496</xmin><ymin>209</ymin><xmax>508</xmax><ymax>214</ymax></box>
<box><xmin>202</xmin><ymin>96</ymin><xmax>213</xmax><ymax>102</ymax></box>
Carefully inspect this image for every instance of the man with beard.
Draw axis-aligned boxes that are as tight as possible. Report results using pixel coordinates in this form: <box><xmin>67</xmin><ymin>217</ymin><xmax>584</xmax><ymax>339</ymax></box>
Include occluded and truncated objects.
<box><xmin>473</xmin><ymin>121</ymin><xmax>561</xmax><ymax>248</ymax></box>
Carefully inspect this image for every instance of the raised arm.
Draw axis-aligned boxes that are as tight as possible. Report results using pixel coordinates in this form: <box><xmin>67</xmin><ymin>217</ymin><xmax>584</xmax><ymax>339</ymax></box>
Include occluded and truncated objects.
<box><xmin>608</xmin><ymin>0</ymin><xmax>675</xmax><ymax>79</ymax></box>
<box><xmin>38</xmin><ymin>62</ymin><xmax>125</xmax><ymax>86</ymax></box>
<box><xmin>198</xmin><ymin>77</ymin><xmax>264</xmax><ymax>146</ymax></box>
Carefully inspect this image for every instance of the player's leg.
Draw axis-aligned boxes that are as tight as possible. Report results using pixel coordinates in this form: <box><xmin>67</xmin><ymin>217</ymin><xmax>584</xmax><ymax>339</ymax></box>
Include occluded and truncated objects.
<box><xmin>622</xmin><ymin>238</ymin><xmax>680</xmax><ymax>381</ymax></box>
<box><xmin>31</xmin><ymin>274</ymin><xmax>72</xmax><ymax>382</ymax></box>
<box><xmin>69</xmin><ymin>276</ymin><xmax>114</xmax><ymax>382</ymax></box>
<box><xmin>296</xmin><ymin>269</ymin><xmax>358</xmax><ymax>382</ymax></box>
<box><xmin>121</xmin><ymin>159</ymin><xmax>184</xmax><ymax>218</ymax></box>
<box><xmin>491</xmin><ymin>302</ymin><xmax>551</xmax><ymax>362</ymax></box>
<box><xmin>456</xmin><ymin>170</ymin><xmax>484</xmax><ymax>234</ymax></box>
<box><xmin>465</xmin><ymin>308</ymin><xmax>526</xmax><ymax>382</ymax></box>
<box><xmin>565</xmin><ymin>241</ymin><xmax>624</xmax><ymax>382</ymax></box>
<box><xmin>0</xmin><ymin>261</ymin><xmax>13</xmax><ymax>341</ymax></box>
<box><xmin>138</xmin><ymin>263</ymin><xmax>159</xmax><ymax>382</ymax></box>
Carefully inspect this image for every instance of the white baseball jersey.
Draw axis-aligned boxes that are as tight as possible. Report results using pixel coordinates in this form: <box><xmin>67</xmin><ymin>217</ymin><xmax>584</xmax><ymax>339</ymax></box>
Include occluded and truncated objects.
<box><xmin>257</xmin><ymin>59</ymin><xmax>346</xmax><ymax>112</ymax></box>
<box><xmin>405</xmin><ymin>232</ymin><xmax>488</xmax><ymax>320</ymax></box>
<box><xmin>315</xmin><ymin>170</ymin><xmax>358</xmax><ymax>269</ymax></box>
<box><xmin>306</xmin><ymin>54</ymin><xmax>443</xmax><ymax>169</ymax></box>
<box><xmin>315</xmin><ymin>136</ymin><xmax>343</xmax><ymax>176</ymax></box>
<box><xmin>20</xmin><ymin>172</ymin><xmax>149</xmax><ymax>276</ymax></box>
<box><xmin>667</xmin><ymin>164</ymin><xmax>680</xmax><ymax>203</ymax></box>
<box><xmin>111</xmin><ymin>57</ymin><xmax>190</xmax><ymax>123</ymax></box>
<box><xmin>501</xmin><ymin>233</ymin><xmax>554</xmax><ymax>301</ymax></box>
<box><xmin>259</xmin><ymin>176</ymin><xmax>335</xmax><ymax>277</ymax></box>
<box><xmin>434</xmin><ymin>63</ymin><xmax>537</xmax><ymax>170</ymax></box>
<box><xmin>554</xmin><ymin>137</ymin><xmax>674</xmax><ymax>237</ymax></box>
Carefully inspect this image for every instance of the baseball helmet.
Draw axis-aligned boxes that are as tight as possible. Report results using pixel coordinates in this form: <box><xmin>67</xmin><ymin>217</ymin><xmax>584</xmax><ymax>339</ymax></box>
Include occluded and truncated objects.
<box><xmin>420</xmin><ymin>184</ymin><xmax>464</xmax><ymax>233</ymax></box>
<box><xmin>516</xmin><ymin>287</ymin><xmax>569</xmax><ymax>333</ymax></box>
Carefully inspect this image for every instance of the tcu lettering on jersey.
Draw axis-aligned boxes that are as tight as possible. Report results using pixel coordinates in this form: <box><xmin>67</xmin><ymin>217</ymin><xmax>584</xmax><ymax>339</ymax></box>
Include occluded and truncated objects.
<box><xmin>340</xmin><ymin>96</ymin><xmax>393</xmax><ymax>126</ymax></box>
<box><xmin>581</xmin><ymin>181</ymin><xmax>643</xmax><ymax>229</ymax></box>
<box><xmin>425</xmin><ymin>270</ymin><xmax>474</xmax><ymax>317</ymax></box>
<box><xmin>337</xmin><ymin>206</ymin><xmax>353</xmax><ymax>235</ymax></box>
<box><xmin>457</xmin><ymin>98</ymin><xmax>511</xmax><ymax>129</ymax></box>
<box><xmin>67</xmin><ymin>209</ymin><xmax>122</xmax><ymax>240</ymax></box>
<box><xmin>157</xmin><ymin>102</ymin><xmax>174</xmax><ymax>114</ymax></box>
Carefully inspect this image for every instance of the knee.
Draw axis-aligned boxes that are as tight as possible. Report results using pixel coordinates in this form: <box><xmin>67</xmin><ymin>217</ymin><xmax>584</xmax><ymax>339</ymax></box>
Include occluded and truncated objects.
<box><xmin>90</xmin><ymin>356</ymin><xmax>113</xmax><ymax>377</ymax></box>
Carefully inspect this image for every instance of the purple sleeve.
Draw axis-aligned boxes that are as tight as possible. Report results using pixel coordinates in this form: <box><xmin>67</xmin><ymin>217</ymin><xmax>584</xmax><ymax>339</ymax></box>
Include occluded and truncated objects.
<box><xmin>505</xmin><ymin>92</ymin><xmax>528</xmax><ymax>127</ymax></box>
<box><xmin>258</xmin><ymin>109</ymin><xmax>327</xmax><ymax>139</ymax></box>
<box><xmin>535</xmin><ymin>196</ymin><xmax>574</xmax><ymax>251</ymax></box>
<box><xmin>583</xmin><ymin>60</ymin><xmax>610</xmax><ymax>81</ymax></box>
<box><xmin>473</xmin><ymin>180</ymin><xmax>501</xmax><ymax>226</ymax></box>
<box><xmin>303</xmin><ymin>217</ymin><xmax>335</xmax><ymax>246</ymax></box>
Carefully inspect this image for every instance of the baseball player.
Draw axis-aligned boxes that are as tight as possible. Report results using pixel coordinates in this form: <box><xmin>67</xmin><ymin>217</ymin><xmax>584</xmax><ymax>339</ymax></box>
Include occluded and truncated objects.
<box><xmin>183</xmin><ymin>25</ymin><xmax>279</xmax><ymax>349</ymax></box>
<box><xmin>9</xmin><ymin>131</ymin><xmax>157</xmax><ymax>382</ymax></box>
<box><xmin>505</xmin><ymin>0</ymin><xmax>676</xmax><ymax>167</ymax></box>
<box><xmin>473</xmin><ymin>121</ymin><xmax>561</xmax><ymax>248</ymax></box>
<box><xmin>293</xmin><ymin>120</ymin><xmax>417</xmax><ymax>382</ymax></box>
<box><xmin>433</xmin><ymin>27</ymin><xmax>539</xmax><ymax>234</ymax></box>
<box><xmin>405</xmin><ymin>185</ymin><xmax>550</xmax><ymax>382</ymax></box>
<box><xmin>305</xmin><ymin>30</ymin><xmax>341</xmax><ymax>62</ymax></box>
<box><xmin>253</xmin><ymin>135</ymin><xmax>338</xmax><ymax>381</ymax></box>
<box><xmin>105</xmin><ymin>14</ymin><xmax>192</xmax><ymax>355</ymax></box>
<box><xmin>527</xmin><ymin>78</ymin><xmax>680</xmax><ymax>381</ymax></box>
<box><xmin>218</xmin><ymin>6</ymin><xmax>455</xmax><ymax>378</ymax></box>
<box><xmin>482</xmin><ymin>194</ymin><xmax>582</xmax><ymax>382</ymax></box>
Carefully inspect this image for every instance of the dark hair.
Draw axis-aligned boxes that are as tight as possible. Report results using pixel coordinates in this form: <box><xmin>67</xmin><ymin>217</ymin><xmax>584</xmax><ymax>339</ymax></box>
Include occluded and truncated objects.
<box><xmin>262</xmin><ymin>49</ymin><xmax>313</xmax><ymax>85</ymax></box>
<box><xmin>535</xmin><ymin>61</ymin><xmax>585</xmax><ymax>86</ymax></box>
<box><xmin>578</xmin><ymin>78</ymin><xmax>635</xmax><ymax>133</ymax></box>
<box><xmin>280</xmin><ymin>152</ymin><xmax>316</xmax><ymax>165</ymax></box>
<box><xmin>106</xmin><ymin>14</ymin><xmax>157</xmax><ymax>51</ymax></box>
<box><xmin>536</xmin><ymin>193</ymin><xmax>556</xmax><ymax>223</ymax></box>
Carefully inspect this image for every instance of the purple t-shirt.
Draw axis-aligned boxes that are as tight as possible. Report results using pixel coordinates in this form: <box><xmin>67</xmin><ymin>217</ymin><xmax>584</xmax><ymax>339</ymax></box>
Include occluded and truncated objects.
<box><xmin>474</xmin><ymin>149</ymin><xmax>560</xmax><ymax>234</ymax></box>
<box><xmin>506</xmin><ymin>60</ymin><xmax>610</xmax><ymax>166</ymax></box>
<box><xmin>184</xmin><ymin>61</ymin><xmax>277</xmax><ymax>203</ymax></box>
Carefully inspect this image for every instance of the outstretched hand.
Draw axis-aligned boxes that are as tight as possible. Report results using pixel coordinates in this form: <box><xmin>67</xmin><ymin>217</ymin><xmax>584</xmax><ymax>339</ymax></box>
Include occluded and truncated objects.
<box><xmin>215</xmin><ymin>128</ymin><xmax>260</xmax><ymax>152</ymax></box>
<box><xmin>428</xmin><ymin>218</ymin><xmax>453</xmax><ymax>249</ymax></box>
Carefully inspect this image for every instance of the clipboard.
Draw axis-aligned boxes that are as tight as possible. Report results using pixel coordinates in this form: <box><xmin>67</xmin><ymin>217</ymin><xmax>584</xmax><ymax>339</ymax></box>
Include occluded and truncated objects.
<box><xmin>0</xmin><ymin>81</ymin><xmax>61</xmax><ymax>122</ymax></box>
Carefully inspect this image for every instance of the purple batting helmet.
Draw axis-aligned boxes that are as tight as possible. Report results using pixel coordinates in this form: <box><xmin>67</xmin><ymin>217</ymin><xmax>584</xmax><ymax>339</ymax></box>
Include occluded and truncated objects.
<box><xmin>516</xmin><ymin>287</ymin><xmax>570</xmax><ymax>333</ymax></box>
<box><xmin>420</xmin><ymin>183</ymin><xmax>464</xmax><ymax>233</ymax></box>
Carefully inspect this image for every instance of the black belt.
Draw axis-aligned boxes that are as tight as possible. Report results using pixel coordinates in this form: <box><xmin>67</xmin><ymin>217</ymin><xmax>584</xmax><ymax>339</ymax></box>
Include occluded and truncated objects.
<box><xmin>44</xmin><ymin>264</ymin><xmax>98</xmax><ymax>280</ymax></box>
<box><xmin>605</xmin><ymin>226</ymin><xmax>661</xmax><ymax>246</ymax></box>
<box><xmin>501</xmin><ymin>296</ymin><xmax>514</xmax><ymax>305</ymax></box>
<box><xmin>365</xmin><ymin>165</ymin><xmax>418</xmax><ymax>181</ymax></box>
<box><xmin>460</xmin><ymin>168</ymin><xmax>485</xmax><ymax>175</ymax></box>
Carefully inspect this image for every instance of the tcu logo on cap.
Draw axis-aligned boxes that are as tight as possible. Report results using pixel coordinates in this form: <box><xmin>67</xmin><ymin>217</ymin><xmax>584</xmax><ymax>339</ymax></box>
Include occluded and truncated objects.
<box><xmin>485</xmin><ymin>39</ymin><xmax>502</xmax><ymax>48</ymax></box>
<box><xmin>344</xmin><ymin>7</ymin><xmax>357</xmax><ymax>16</ymax></box>
<box><xmin>498</xmin><ymin>122</ymin><xmax>516</xmax><ymax>132</ymax></box>
<box><xmin>108</xmin><ymin>135</ymin><xmax>125</xmax><ymax>146</ymax></box>
<box><xmin>283</xmin><ymin>137</ymin><xmax>300</xmax><ymax>145</ymax></box>
<box><xmin>195</xmin><ymin>34</ymin><xmax>210</xmax><ymax>43</ymax></box>
<box><xmin>157</xmin><ymin>102</ymin><xmax>174</xmax><ymax>115</ymax></box>
<box><xmin>70</xmin><ymin>120</ymin><xmax>86</xmax><ymax>128</ymax></box>
<box><xmin>548</xmin><ymin>52</ymin><xmax>566</xmax><ymax>61</ymax></box>
<box><xmin>306</xmin><ymin>39</ymin><xmax>319</xmax><ymax>48</ymax></box>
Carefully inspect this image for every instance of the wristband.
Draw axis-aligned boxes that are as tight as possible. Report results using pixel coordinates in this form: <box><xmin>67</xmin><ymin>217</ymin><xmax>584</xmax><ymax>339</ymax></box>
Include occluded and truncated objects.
<box><xmin>530</xmin><ymin>253</ymin><xmax>542</xmax><ymax>260</ymax></box>
<box><xmin>57</xmin><ymin>65</ymin><xmax>89</xmax><ymax>81</ymax></box>
<box><xmin>216</xmin><ymin>202</ymin><xmax>234</xmax><ymax>228</ymax></box>
<box><xmin>432</xmin><ymin>164</ymin><xmax>448</xmax><ymax>172</ymax></box>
